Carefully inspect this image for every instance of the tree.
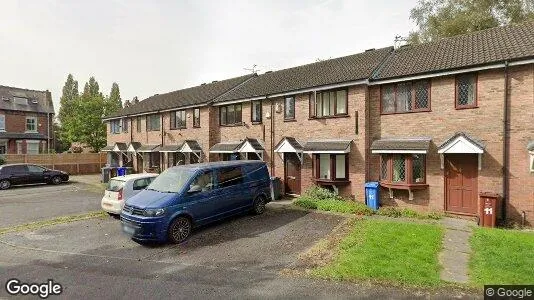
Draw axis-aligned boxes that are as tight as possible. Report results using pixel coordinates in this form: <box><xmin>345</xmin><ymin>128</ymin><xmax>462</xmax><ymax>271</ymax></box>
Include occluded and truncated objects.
<box><xmin>106</xmin><ymin>82</ymin><xmax>122</xmax><ymax>115</ymax></box>
<box><xmin>57</xmin><ymin>74</ymin><xmax>79</xmax><ymax>144</ymax></box>
<box><xmin>408</xmin><ymin>0</ymin><xmax>534</xmax><ymax>44</ymax></box>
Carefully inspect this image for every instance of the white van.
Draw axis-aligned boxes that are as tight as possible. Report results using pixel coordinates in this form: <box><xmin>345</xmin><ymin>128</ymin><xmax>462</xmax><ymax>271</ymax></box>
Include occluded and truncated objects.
<box><xmin>101</xmin><ymin>173</ymin><xmax>158</xmax><ymax>215</ymax></box>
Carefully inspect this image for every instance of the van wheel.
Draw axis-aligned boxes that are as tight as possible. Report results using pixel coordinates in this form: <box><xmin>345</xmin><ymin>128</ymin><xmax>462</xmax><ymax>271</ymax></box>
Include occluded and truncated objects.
<box><xmin>168</xmin><ymin>216</ymin><xmax>192</xmax><ymax>244</ymax></box>
<box><xmin>51</xmin><ymin>176</ymin><xmax>62</xmax><ymax>185</ymax></box>
<box><xmin>253</xmin><ymin>196</ymin><xmax>266</xmax><ymax>215</ymax></box>
<box><xmin>0</xmin><ymin>179</ymin><xmax>11</xmax><ymax>190</ymax></box>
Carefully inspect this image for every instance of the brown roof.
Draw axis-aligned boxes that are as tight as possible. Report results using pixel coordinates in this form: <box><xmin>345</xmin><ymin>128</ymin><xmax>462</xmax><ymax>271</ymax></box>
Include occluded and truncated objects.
<box><xmin>303</xmin><ymin>140</ymin><xmax>352</xmax><ymax>152</ymax></box>
<box><xmin>373</xmin><ymin>21</ymin><xmax>534</xmax><ymax>80</ymax></box>
<box><xmin>105</xmin><ymin>74</ymin><xmax>255</xmax><ymax>119</ymax></box>
<box><xmin>0</xmin><ymin>85</ymin><xmax>54</xmax><ymax>114</ymax></box>
<box><xmin>216</xmin><ymin>47</ymin><xmax>393</xmax><ymax>102</ymax></box>
<box><xmin>371</xmin><ymin>138</ymin><xmax>431</xmax><ymax>151</ymax></box>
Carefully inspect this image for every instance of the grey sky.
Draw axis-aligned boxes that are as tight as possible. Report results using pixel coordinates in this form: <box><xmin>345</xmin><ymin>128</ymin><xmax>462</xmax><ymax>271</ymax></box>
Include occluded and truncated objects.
<box><xmin>0</xmin><ymin>0</ymin><xmax>418</xmax><ymax>113</ymax></box>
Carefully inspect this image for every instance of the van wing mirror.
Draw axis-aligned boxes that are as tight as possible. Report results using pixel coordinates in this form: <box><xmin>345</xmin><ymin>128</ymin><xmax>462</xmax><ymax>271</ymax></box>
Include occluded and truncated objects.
<box><xmin>188</xmin><ymin>185</ymin><xmax>202</xmax><ymax>193</ymax></box>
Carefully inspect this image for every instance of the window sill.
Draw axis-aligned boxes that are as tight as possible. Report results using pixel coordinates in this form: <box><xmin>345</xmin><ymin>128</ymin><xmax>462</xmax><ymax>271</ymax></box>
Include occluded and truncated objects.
<box><xmin>313</xmin><ymin>178</ymin><xmax>351</xmax><ymax>185</ymax></box>
<box><xmin>379</xmin><ymin>182</ymin><xmax>428</xmax><ymax>190</ymax></box>
<box><xmin>308</xmin><ymin>114</ymin><xmax>349</xmax><ymax>120</ymax></box>
<box><xmin>380</xmin><ymin>109</ymin><xmax>431</xmax><ymax>115</ymax></box>
<box><xmin>169</xmin><ymin>127</ymin><xmax>187</xmax><ymax>130</ymax></box>
<box><xmin>455</xmin><ymin>105</ymin><xmax>478</xmax><ymax>110</ymax></box>
<box><xmin>251</xmin><ymin>121</ymin><xmax>262</xmax><ymax>125</ymax></box>
<box><xmin>283</xmin><ymin>119</ymin><xmax>297</xmax><ymax>122</ymax></box>
<box><xmin>220</xmin><ymin>123</ymin><xmax>245</xmax><ymax>127</ymax></box>
<box><xmin>193</xmin><ymin>126</ymin><xmax>201</xmax><ymax>128</ymax></box>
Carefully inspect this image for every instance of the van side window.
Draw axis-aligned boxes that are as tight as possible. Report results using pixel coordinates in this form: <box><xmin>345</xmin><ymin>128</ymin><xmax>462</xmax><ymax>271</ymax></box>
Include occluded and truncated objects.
<box><xmin>218</xmin><ymin>167</ymin><xmax>244</xmax><ymax>188</ymax></box>
<box><xmin>133</xmin><ymin>178</ymin><xmax>152</xmax><ymax>190</ymax></box>
<box><xmin>189</xmin><ymin>171</ymin><xmax>214</xmax><ymax>192</ymax></box>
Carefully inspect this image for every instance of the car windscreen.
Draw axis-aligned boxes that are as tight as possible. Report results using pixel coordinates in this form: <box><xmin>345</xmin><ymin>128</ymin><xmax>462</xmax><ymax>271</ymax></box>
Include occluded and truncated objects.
<box><xmin>107</xmin><ymin>179</ymin><xmax>125</xmax><ymax>192</ymax></box>
<box><xmin>147</xmin><ymin>167</ymin><xmax>195</xmax><ymax>193</ymax></box>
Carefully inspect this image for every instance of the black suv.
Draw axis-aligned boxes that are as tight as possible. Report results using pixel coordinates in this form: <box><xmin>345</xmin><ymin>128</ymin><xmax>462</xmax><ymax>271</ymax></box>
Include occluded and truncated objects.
<box><xmin>0</xmin><ymin>164</ymin><xmax>69</xmax><ymax>190</ymax></box>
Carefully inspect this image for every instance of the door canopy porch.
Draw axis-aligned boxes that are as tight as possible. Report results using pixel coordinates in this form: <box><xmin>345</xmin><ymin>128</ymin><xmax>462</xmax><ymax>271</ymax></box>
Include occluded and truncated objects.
<box><xmin>371</xmin><ymin>137</ymin><xmax>431</xmax><ymax>154</ymax></box>
<box><xmin>303</xmin><ymin>139</ymin><xmax>352</xmax><ymax>154</ymax></box>
<box><xmin>437</xmin><ymin>132</ymin><xmax>485</xmax><ymax>170</ymax></box>
<box><xmin>180</xmin><ymin>140</ymin><xmax>203</xmax><ymax>161</ymax></box>
<box><xmin>101</xmin><ymin>142</ymin><xmax>128</xmax><ymax>152</ymax></box>
<box><xmin>274</xmin><ymin>137</ymin><xmax>304</xmax><ymax>163</ymax></box>
<box><xmin>236</xmin><ymin>137</ymin><xmax>265</xmax><ymax>160</ymax></box>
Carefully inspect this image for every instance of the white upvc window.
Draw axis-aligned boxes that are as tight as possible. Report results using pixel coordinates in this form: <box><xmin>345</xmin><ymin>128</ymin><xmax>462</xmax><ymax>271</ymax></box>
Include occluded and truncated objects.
<box><xmin>26</xmin><ymin>141</ymin><xmax>40</xmax><ymax>154</ymax></box>
<box><xmin>530</xmin><ymin>152</ymin><xmax>534</xmax><ymax>173</ymax></box>
<box><xmin>0</xmin><ymin>114</ymin><xmax>5</xmax><ymax>131</ymax></box>
<box><xmin>16</xmin><ymin>141</ymin><xmax>22</xmax><ymax>154</ymax></box>
<box><xmin>26</xmin><ymin>117</ymin><xmax>37</xmax><ymax>132</ymax></box>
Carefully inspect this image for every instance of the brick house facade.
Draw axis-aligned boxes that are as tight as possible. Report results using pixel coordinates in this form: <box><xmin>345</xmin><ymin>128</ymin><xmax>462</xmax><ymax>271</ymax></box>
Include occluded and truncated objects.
<box><xmin>104</xmin><ymin>22</ymin><xmax>534</xmax><ymax>225</ymax></box>
<box><xmin>0</xmin><ymin>85</ymin><xmax>54</xmax><ymax>155</ymax></box>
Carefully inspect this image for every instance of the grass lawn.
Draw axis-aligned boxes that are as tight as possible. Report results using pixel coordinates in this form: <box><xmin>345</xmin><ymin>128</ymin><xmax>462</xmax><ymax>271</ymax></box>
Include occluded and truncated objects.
<box><xmin>313</xmin><ymin>219</ymin><xmax>444</xmax><ymax>287</ymax></box>
<box><xmin>469</xmin><ymin>227</ymin><xmax>534</xmax><ymax>286</ymax></box>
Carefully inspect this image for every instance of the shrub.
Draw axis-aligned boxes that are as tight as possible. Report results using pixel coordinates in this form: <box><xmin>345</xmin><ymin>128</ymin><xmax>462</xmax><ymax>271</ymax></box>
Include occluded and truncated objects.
<box><xmin>294</xmin><ymin>197</ymin><xmax>318</xmax><ymax>209</ymax></box>
<box><xmin>400</xmin><ymin>208</ymin><xmax>423</xmax><ymax>219</ymax></box>
<box><xmin>376</xmin><ymin>206</ymin><xmax>402</xmax><ymax>218</ymax></box>
<box><xmin>303</xmin><ymin>185</ymin><xmax>340</xmax><ymax>201</ymax></box>
<box><xmin>0</xmin><ymin>155</ymin><xmax>5</xmax><ymax>165</ymax></box>
<box><xmin>426</xmin><ymin>211</ymin><xmax>444</xmax><ymax>220</ymax></box>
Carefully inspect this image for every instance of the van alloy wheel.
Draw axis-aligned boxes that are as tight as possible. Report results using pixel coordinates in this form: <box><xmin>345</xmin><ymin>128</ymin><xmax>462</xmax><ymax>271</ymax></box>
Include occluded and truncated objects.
<box><xmin>253</xmin><ymin>196</ymin><xmax>266</xmax><ymax>215</ymax></box>
<box><xmin>0</xmin><ymin>180</ymin><xmax>10</xmax><ymax>190</ymax></box>
<box><xmin>169</xmin><ymin>217</ymin><xmax>191</xmax><ymax>244</ymax></box>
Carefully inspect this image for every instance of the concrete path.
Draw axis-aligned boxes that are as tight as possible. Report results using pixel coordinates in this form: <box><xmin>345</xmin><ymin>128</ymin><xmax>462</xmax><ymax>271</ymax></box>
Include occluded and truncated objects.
<box><xmin>439</xmin><ymin>217</ymin><xmax>475</xmax><ymax>283</ymax></box>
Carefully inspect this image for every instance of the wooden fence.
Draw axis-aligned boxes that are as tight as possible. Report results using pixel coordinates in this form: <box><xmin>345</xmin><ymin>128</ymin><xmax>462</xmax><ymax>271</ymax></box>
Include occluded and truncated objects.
<box><xmin>3</xmin><ymin>153</ymin><xmax>107</xmax><ymax>175</ymax></box>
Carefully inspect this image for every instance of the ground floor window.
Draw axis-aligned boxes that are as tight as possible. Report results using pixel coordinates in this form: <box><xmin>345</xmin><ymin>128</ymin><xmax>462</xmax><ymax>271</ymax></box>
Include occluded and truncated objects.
<box><xmin>0</xmin><ymin>140</ymin><xmax>6</xmax><ymax>154</ymax></box>
<box><xmin>168</xmin><ymin>152</ymin><xmax>186</xmax><ymax>167</ymax></box>
<box><xmin>148</xmin><ymin>152</ymin><xmax>160</xmax><ymax>168</ymax></box>
<box><xmin>27</xmin><ymin>141</ymin><xmax>40</xmax><ymax>154</ymax></box>
<box><xmin>380</xmin><ymin>154</ymin><xmax>426</xmax><ymax>184</ymax></box>
<box><xmin>313</xmin><ymin>154</ymin><xmax>348</xmax><ymax>181</ymax></box>
<box><xmin>189</xmin><ymin>153</ymin><xmax>200</xmax><ymax>164</ymax></box>
<box><xmin>220</xmin><ymin>153</ymin><xmax>240</xmax><ymax>161</ymax></box>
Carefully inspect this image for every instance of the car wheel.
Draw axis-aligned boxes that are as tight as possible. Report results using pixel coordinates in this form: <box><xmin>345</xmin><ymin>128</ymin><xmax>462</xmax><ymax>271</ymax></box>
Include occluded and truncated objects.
<box><xmin>0</xmin><ymin>179</ymin><xmax>11</xmax><ymax>190</ymax></box>
<box><xmin>253</xmin><ymin>195</ymin><xmax>266</xmax><ymax>215</ymax></box>
<box><xmin>51</xmin><ymin>176</ymin><xmax>62</xmax><ymax>185</ymax></box>
<box><xmin>168</xmin><ymin>216</ymin><xmax>192</xmax><ymax>244</ymax></box>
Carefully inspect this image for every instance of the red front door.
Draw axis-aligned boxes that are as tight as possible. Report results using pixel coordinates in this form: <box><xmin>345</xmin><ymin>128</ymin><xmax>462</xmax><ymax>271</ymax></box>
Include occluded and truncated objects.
<box><xmin>284</xmin><ymin>154</ymin><xmax>301</xmax><ymax>195</ymax></box>
<box><xmin>445</xmin><ymin>154</ymin><xmax>478</xmax><ymax>214</ymax></box>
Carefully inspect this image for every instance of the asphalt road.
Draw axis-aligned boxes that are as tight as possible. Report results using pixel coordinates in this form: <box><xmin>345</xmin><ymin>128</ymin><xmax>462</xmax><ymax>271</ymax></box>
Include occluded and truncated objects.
<box><xmin>0</xmin><ymin>184</ymin><xmax>476</xmax><ymax>299</ymax></box>
<box><xmin>0</xmin><ymin>181</ymin><xmax>102</xmax><ymax>227</ymax></box>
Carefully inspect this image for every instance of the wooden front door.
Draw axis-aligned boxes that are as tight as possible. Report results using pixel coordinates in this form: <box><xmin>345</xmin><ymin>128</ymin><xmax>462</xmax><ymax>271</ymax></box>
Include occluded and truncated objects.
<box><xmin>445</xmin><ymin>154</ymin><xmax>478</xmax><ymax>214</ymax></box>
<box><xmin>284</xmin><ymin>153</ymin><xmax>301</xmax><ymax>195</ymax></box>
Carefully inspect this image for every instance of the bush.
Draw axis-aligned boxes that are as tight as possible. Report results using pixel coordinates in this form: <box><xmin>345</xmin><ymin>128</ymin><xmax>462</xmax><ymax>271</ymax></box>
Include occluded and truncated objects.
<box><xmin>400</xmin><ymin>208</ymin><xmax>423</xmax><ymax>219</ymax></box>
<box><xmin>294</xmin><ymin>197</ymin><xmax>318</xmax><ymax>209</ymax></box>
<box><xmin>303</xmin><ymin>185</ymin><xmax>341</xmax><ymax>201</ymax></box>
<box><xmin>294</xmin><ymin>186</ymin><xmax>374</xmax><ymax>215</ymax></box>
<box><xmin>426</xmin><ymin>211</ymin><xmax>444</xmax><ymax>220</ymax></box>
<box><xmin>0</xmin><ymin>155</ymin><xmax>5</xmax><ymax>165</ymax></box>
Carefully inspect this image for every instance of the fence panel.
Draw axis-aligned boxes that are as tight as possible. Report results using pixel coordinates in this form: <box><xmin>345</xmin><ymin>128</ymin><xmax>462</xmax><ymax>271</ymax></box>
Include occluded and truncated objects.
<box><xmin>2</xmin><ymin>153</ymin><xmax>106</xmax><ymax>175</ymax></box>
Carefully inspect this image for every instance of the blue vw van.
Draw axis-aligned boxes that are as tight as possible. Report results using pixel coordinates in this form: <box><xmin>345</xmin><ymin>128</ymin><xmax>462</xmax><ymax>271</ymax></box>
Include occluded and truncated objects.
<box><xmin>120</xmin><ymin>160</ymin><xmax>272</xmax><ymax>244</ymax></box>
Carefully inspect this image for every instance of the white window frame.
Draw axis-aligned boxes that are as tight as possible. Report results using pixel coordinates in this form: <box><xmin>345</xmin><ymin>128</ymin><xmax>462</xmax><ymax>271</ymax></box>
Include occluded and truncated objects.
<box><xmin>26</xmin><ymin>140</ymin><xmax>40</xmax><ymax>155</ymax></box>
<box><xmin>0</xmin><ymin>140</ymin><xmax>7</xmax><ymax>154</ymax></box>
<box><xmin>530</xmin><ymin>151</ymin><xmax>534</xmax><ymax>173</ymax></box>
<box><xmin>16</xmin><ymin>141</ymin><xmax>22</xmax><ymax>154</ymax></box>
<box><xmin>110</xmin><ymin>120</ymin><xmax>121</xmax><ymax>134</ymax></box>
<box><xmin>25</xmin><ymin>117</ymin><xmax>37</xmax><ymax>132</ymax></box>
<box><xmin>0</xmin><ymin>114</ymin><xmax>5</xmax><ymax>131</ymax></box>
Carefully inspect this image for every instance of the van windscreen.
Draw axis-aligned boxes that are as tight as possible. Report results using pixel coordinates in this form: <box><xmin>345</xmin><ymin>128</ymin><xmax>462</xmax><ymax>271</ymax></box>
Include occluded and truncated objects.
<box><xmin>147</xmin><ymin>167</ymin><xmax>195</xmax><ymax>193</ymax></box>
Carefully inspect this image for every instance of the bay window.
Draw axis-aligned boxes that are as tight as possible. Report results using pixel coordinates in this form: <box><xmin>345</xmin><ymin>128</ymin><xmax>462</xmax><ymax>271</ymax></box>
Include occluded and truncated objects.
<box><xmin>381</xmin><ymin>80</ymin><xmax>430</xmax><ymax>114</ymax></box>
<box><xmin>380</xmin><ymin>154</ymin><xmax>426</xmax><ymax>185</ymax></box>
<box><xmin>313</xmin><ymin>154</ymin><xmax>348</xmax><ymax>181</ymax></box>
<box><xmin>310</xmin><ymin>88</ymin><xmax>348</xmax><ymax>118</ymax></box>
<box><xmin>220</xmin><ymin>103</ymin><xmax>242</xmax><ymax>126</ymax></box>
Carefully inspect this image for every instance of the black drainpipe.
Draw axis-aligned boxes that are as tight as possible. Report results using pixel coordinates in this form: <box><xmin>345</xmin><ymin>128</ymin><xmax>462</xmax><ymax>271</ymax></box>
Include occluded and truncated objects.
<box><xmin>502</xmin><ymin>61</ymin><xmax>510</xmax><ymax>221</ymax></box>
<box><xmin>269</xmin><ymin>96</ymin><xmax>275</xmax><ymax>176</ymax></box>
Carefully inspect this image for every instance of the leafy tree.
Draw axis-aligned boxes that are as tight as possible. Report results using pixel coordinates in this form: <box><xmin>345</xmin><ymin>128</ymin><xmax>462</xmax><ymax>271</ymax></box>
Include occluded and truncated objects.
<box><xmin>57</xmin><ymin>74</ymin><xmax>79</xmax><ymax>144</ymax></box>
<box><xmin>106</xmin><ymin>82</ymin><xmax>122</xmax><ymax>115</ymax></box>
<box><xmin>408</xmin><ymin>0</ymin><xmax>534</xmax><ymax>44</ymax></box>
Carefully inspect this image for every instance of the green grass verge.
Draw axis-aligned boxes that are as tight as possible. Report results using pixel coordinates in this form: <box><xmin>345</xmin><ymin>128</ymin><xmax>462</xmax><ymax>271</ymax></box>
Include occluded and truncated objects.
<box><xmin>313</xmin><ymin>219</ymin><xmax>444</xmax><ymax>287</ymax></box>
<box><xmin>294</xmin><ymin>197</ymin><xmax>374</xmax><ymax>215</ymax></box>
<box><xmin>469</xmin><ymin>227</ymin><xmax>534</xmax><ymax>286</ymax></box>
<box><xmin>0</xmin><ymin>211</ymin><xmax>107</xmax><ymax>236</ymax></box>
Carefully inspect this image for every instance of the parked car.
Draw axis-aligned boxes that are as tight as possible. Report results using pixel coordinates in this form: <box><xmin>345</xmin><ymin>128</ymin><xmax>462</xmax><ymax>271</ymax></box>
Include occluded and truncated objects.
<box><xmin>0</xmin><ymin>163</ymin><xmax>69</xmax><ymax>190</ymax></box>
<box><xmin>120</xmin><ymin>160</ymin><xmax>272</xmax><ymax>244</ymax></box>
<box><xmin>101</xmin><ymin>173</ymin><xmax>158</xmax><ymax>215</ymax></box>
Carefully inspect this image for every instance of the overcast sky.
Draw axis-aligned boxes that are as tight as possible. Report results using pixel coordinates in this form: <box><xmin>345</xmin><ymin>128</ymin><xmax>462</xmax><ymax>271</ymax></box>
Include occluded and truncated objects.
<box><xmin>0</xmin><ymin>0</ymin><xmax>418</xmax><ymax>112</ymax></box>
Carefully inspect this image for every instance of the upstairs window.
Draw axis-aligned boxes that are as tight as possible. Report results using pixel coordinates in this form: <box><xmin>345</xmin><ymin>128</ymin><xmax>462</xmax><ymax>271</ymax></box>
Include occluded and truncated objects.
<box><xmin>220</xmin><ymin>103</ymin><xmax>242</xmax><ymax>126</ymax></box>
<box><xmin>381</xmin><ymin>80</ymin><xmax>430</xmax><ymax>114</ymax></box>
<box><xmin>136</xmin><ymin>116</ymin><xmax>142</xmax><ymax>132</ymax></box>
<box><xmin>26</xmin><ymin>117</ymin><xmax>37</xmax><ymax>132</ymax></box>
<box><xmin>170</xmin><ymin>110</ymin><xmax>186</xmax><ymax>129</ymax></box>
<box><xmin>284</xmin><ymin>97</ymin><xmax>295</xmax><ymax>120</ymax></box>
<box><xmin>251</xmin><ymin>100</ymin><xmax>262</xmax><ymax>123</ymax></box>
<box><xmin>310</xmin><ymin>89</ymin><xmax>348</xmax><ymax>118</ymax></box>
<box><xmin>380</xmin><ymin>154</ymin><xmax>426</xmax><ymax>185</ymax></box>
<box><xmin>0</xmin><ymin>114</ymin><xmax>5</xmax><ymax>131</ymax></box>
<box><xmin>122</xmin><ymin>118</ymin><xmax>128</xmax><ymax>133</ymax></box>
<box><xmin>146</xmin><ymin>114</ymin><xmax>161</xmax><ymax>131</ymax></box>
<box><xmin>193</xmin><ymin>108</ymin><xmax>200</xmax><ymax>127</ymax></box>
<box><xmin>456</xmin><ymin>74</ymin><xmax>477</xmax><ymax>109</ymax></box>
<box><xmin>110</xmin><ymin>119</ymin><xmax>121</xmax><ymax>134</ymax></box>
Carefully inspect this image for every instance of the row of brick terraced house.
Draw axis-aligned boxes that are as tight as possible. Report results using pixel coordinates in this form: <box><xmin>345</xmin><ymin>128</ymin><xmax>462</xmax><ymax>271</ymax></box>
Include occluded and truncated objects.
<box><xmin>104</xmin><ymin>22</ymin><xmax>534</xmax><ymax>225</ymax></box>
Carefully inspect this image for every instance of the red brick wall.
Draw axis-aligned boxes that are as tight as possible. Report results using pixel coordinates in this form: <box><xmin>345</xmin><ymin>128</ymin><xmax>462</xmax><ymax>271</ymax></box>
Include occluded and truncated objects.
<box><xmin>1</xmin><ymin>110</ymin><xmax>53</xmax><ymax>154</ymax></box>
<box><xmin>216</xmin><ymin>85</ymin><xmax>367</xmax><ymax>201</ymax></box>
<box><xmin>368</xmin><ymin>66</ymin><xmax>534</xmax><ymax>224</ymax></box>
